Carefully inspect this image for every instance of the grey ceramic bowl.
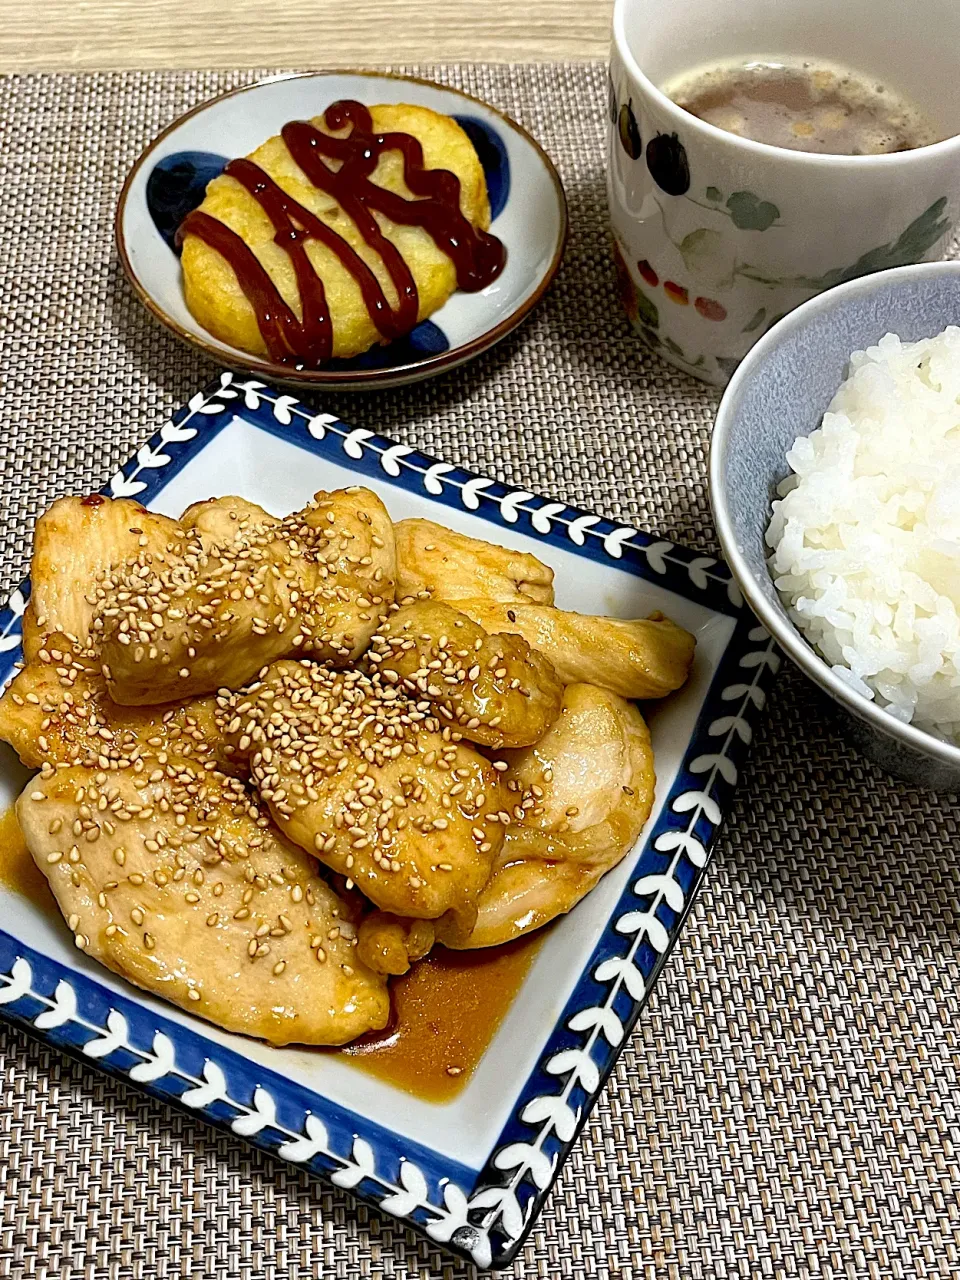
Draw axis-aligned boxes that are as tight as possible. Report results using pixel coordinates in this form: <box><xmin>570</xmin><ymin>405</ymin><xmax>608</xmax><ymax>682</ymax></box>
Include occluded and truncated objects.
<box><xmin>710</xmin><ymin>261</ymin><xmax>960</xmax><ymax>791</ymax></box>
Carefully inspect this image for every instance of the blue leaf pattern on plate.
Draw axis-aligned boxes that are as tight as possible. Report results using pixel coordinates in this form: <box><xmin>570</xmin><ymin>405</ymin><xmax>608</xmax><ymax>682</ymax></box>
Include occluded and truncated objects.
<box><xmin>330</xmin><ymin>320</ymin><xmax>450</xmax><ymax>370</ymax></box>
<box><xmin>453</xmin><ymin>115</ymin><xmax>510</xmax><ymax>219</ymax></box>
<box><xmin>146</xmin><ymin>151</ymin><xmax>228</xmax><ymax>251</ymax></box>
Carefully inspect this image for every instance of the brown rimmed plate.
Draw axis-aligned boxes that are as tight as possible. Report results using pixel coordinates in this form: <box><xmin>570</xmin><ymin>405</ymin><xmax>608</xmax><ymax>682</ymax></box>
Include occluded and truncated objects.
<box><xmin>116</xmin><ymin>70</ymin><xmax>568</xmax><ymax>390</ymax></box>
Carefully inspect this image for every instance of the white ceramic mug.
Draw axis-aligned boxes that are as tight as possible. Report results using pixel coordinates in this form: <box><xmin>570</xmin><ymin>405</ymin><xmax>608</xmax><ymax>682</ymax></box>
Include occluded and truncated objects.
<box><xmin>608</xmin><ymin>0</ymin><xmax>960</xmax><ymax>386</ymax></box>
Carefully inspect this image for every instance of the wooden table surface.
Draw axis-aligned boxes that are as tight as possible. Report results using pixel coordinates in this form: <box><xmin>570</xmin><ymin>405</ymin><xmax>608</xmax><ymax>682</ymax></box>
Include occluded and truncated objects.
<box><xmin>2</xmin><ymin>0</ymin><xmax>612</xmax><ymax>71</ymax></box>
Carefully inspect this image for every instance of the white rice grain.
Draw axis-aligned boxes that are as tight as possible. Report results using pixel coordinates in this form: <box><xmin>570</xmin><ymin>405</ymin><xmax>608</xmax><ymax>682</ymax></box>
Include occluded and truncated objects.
<box><xmin>766</xmin><ymin>326</ymin><xmax>960</xmax><ymax>742</ymax></box>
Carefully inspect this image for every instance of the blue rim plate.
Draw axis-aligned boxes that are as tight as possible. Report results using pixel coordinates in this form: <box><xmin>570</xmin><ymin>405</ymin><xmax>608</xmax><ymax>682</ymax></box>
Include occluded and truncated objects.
<box><xmin>115</xmin><ymin>71</ymin><xmax>568</xmax><ymax>391</ymax></box>
<box><xmin>0</xmin><ymin>374</ymin><xmax>778</xmax><ymax>1268</ymax></box>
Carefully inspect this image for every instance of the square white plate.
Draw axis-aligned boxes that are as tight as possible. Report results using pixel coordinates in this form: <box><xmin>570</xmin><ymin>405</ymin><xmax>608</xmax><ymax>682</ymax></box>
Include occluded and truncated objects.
<box><xmin>0</xmin><ymin>373</ymin><xmax>778</xmax><ymax>1268</ymax></box>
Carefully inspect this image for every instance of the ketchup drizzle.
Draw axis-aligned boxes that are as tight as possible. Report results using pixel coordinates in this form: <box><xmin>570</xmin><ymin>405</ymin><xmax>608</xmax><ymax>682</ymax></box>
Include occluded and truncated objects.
<box><xmin>177</xmin><ymin>100</ymin><xmax>506</xmax><ymax>367</ymax></box>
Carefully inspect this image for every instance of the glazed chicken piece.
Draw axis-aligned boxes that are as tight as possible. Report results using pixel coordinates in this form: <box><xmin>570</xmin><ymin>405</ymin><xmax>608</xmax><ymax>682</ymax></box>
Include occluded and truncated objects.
<box><xmin>372</xmin><ymin>600</ymin><xmax>563</xmax><ymax>749</ymax></box>
<box><xmin>394</xmin><ymin>519</ymin><xmax>555</xmax><ymax>605</ymax></box>
<box><xmin>356</xmin><ymin>912</ymin><xmax>437</xmax><ymax>976</ymax></box>
<box><xmin>17</xmin><ymin>757</ymin><xmax>389</xmax><ymax>1045</ymax></box>
<box><xmin>393</xmin><ymin>517</ymin><xmax>694</xmax><ymax>699</ymax></box>
<box><xmin>179</xmin><ymin>495</ymin><xmax>282</xmax><ymax>550</ymax></box>
<box><xmin>21</xmin><ymin>495</ymin><xmax>185</xmax><ymax>662</ymax></box>
<box><xmin>0</xmin><ymin>637</ymin><xmax>228</xmax><ymax>773</ymax></box>
<box><xmin>96</xmin><ymin>487</ymin><xmax>396</xmax><ymax>705</ymax></box>
<box><xmin>440</xmin><ymin>683</ymin><xmax>656</xmax><ymax>949</ymax></box>
<box><xmin>455</xmin><ymin>600</ymin><xmax>695</xmax><ymax>701</ymax></box>
<box><xmin>356</xmin><ymin>682</ymin><xmax>657</xmax><ymax>971</ymax></box>
<box><xmin>217</xmin><ymin>658</ymin><xmax>505</xmax><ymax>929</ymax></box>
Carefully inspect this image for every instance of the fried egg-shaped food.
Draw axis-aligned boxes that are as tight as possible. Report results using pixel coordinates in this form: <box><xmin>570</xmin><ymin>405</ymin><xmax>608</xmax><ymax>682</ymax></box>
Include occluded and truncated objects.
<box><xmin>372</xmin><ymin>600</ymin><xmax>563</xmax><ymax>749</ymax></box>
<box><xmin>18</xmin><ymin>758</ymin><xmax>389</xmax><ymax>1045</ymax></box>
<box><xmin>440</xmin><ymin>683</ymin><xmax>656</xmax><ymax>949</ymax></box>
<box><xmin>217</xmin><ymin>658</ymin><xmax>505</xmax><ymax>929</ymax></box>
<box><xmin>180</xmin><ymin>102</ymin><xmax>500</xmax><ymax>364</ymax></box>
<box><xmin>96</xmin><ymin>487</ymin><xmax>396</xmax><ymax>705</ymax></box>
<box><xmin>393</xmin><ymin>519</ymin><xmax>555</xmax><ymax>605</ymax></box>
<box><xmin>456</xmin><ymin>599</ymin><xmax>696</xmax><ymax>701</ymax></box>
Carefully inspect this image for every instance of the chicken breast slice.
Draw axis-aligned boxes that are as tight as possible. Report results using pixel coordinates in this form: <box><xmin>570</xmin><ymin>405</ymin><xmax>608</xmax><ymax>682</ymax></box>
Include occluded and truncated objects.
<box><xmin>439</xmin><ymin>683</ymin><xmax>656</xmax><ymax>949</ymax></box>
<box><xmin>394</xmin><ymin>519</ymin><xmax>555</xmax><ymax>605</ymax></box>
<box><xmin>356</xmin><ymin>912</ymin><xmax>438</xmax><ymax>976</ymax></box>
<box><xmin>372</xmin><ymin>600</ymin><xmax>563</xmax><ymax>749</ymax></box>
<box><xmin>358</xmin><ymin>683</ymin><xmax>657</xmax><ymax>969</ymax></box>
<box><xmin>0</xmin><ymin>639</ymin><xmax>227</xmax><ymax>773</ymax></box>
<box><xmin>22</xmin><ymin>496</ymin><xmax>185</xmax><ymax>661</ymax></box>
<box><xmin>179</xmin><ymin>495</ymin><xmax>281</xmax><ymax>549</ymax></box>
<box><xmin>96</xmin><ymin>487</ymin><xmax>396</xmax><ymax>705</ymax></box>
<box><xmin>218</xmin><ymin>659</ymin><xmax>505</xmax><ymax>927</ymax></box>
<box><xmin>17</xmin><ymin>758</ymin><xmax>389</xmax><ymax>1045</ymax></box>
<box><xmin>456</xmin><ymin>600</ymin><xmax>695</xmax><ymax>700</ymax></box>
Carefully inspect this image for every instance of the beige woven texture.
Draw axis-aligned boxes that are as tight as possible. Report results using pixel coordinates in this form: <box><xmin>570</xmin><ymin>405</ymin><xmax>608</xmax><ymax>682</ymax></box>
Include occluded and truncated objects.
<box><xmin>0</xmin><ymin>64</ymin><xmax>958</xmax><ymax>1280</ymax></box>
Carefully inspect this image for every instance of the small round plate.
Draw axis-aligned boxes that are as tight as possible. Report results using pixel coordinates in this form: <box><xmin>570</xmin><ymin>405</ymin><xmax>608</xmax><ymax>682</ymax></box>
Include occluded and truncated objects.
<box><xmin>116</xmin><ymin>71</ymin><xmax>568</xmax><ymax>390</ymax></box>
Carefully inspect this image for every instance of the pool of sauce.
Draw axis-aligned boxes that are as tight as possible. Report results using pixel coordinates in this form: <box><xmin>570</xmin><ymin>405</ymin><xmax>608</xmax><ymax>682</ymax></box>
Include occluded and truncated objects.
<box><xmin>342</xmin><ymin>933</ymin><xmax>542</xmax><ymax>1102</ymax></box>
<box><xmin>0</xmin><ymin>804</ymin><xmax>539</xmax><ymax>1100</ymax></box>
<box><xmin>0</xmin><ymin>804</ymin><xmax>54</xmax><ymax>910</ymax></box>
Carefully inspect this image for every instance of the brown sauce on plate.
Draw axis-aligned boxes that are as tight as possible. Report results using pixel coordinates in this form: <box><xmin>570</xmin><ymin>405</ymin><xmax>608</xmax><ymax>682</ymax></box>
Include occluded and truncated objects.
<box><xmin>0</xmin><ymin>804</ymin><xmax>539</xmax><ymax>1099</ymax></box>
<box><xmin>178</xmin><ymin>100</ymin><xmax>506</xmax><ymax>367</ymax></box>
<box><xmin>0</xmin><ymin>805</ymin><xmax>54</xmax><ymax>910</ymax></box>
<box><xmin>342</xmin><ymin>934</ymin><xmax>543</xmax><ymax>1102</ymax></box>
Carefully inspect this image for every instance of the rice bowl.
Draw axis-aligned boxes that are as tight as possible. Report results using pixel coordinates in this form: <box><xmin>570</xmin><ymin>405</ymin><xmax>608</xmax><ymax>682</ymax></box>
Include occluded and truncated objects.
<box><xmin>766</xmin><ymin>327</ymin><xmax>960</xmax><ymax>743</ymax></box>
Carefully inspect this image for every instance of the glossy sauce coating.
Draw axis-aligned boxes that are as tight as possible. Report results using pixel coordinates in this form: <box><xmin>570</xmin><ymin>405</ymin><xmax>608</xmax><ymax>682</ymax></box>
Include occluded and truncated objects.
<box><xmin>178</xmin><ymin>100</ymin><xmax>506</xmax><ymax>366</ymax></box>
<box><xmin>0</xmin><ymin>805</ymin><xmax>539</xmax><ymax>1098</ymax></box>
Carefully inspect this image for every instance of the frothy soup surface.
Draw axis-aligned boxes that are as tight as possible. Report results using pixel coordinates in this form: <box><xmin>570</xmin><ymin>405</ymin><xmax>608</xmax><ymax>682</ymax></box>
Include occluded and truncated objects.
<box><xmin>664</xmin><ymin>57</ymin><xmax>941</xmax><ymax>155</ymax></box>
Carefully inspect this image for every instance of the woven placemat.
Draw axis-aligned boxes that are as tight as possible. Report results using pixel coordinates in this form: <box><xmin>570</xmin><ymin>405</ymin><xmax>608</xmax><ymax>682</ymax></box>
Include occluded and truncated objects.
<box><xmin>0</xmin><ymin>63</ymin><xmax>958</xmax><ymax>1280</ymax></box>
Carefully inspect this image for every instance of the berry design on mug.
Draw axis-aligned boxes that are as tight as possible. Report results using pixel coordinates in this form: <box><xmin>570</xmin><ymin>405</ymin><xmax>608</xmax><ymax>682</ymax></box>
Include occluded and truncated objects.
<box><xmin>694</xmin><ymin>296</ymin><xmax>727</xmax><ymax>321</ymax></box>
<box><xmin>618</xmin><ymin>99</ymin><xmax>643</xmax><ymax>160</ymax></box>
<box><xmin>645</xmin><ymin>132</ymin><xmax>690</xmax><ymax>195</ymax></box>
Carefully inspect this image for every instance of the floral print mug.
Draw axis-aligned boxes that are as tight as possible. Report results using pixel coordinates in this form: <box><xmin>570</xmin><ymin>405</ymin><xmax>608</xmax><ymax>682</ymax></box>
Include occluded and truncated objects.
<box><xmin>608</xmin><ymin>0</ymin><xmax>960</xmax><ymax>386</ymax></box>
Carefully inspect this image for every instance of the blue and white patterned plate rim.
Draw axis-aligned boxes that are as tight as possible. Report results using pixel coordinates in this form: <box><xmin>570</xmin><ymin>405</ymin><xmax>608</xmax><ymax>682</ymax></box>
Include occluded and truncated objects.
<box><xmin>0</xmin><ymin>372</ymin><xmax>779</xmax><ymax>1269</ymax></box>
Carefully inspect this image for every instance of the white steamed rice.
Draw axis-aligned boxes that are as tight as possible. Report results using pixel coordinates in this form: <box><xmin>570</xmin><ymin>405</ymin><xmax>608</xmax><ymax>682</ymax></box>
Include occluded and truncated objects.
<box><xmin>766</xmin><ymin>326</ymin><xmax>960</xmax><ymax>743</ymax></box>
